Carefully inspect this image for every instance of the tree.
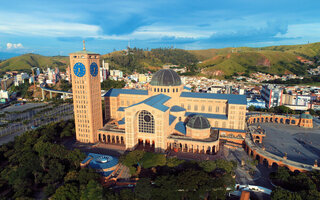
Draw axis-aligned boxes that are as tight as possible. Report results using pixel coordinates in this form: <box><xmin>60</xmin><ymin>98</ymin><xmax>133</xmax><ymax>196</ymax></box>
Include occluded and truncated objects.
<box><xmin>134</xmin><ymin>178</ymin><xmax>152</xmax><ymax>200</ymax></box>
<box><xmin>248</xmin><ymin>105</ymin><xmax>256</xmax><ymax>111</ymax></box>
<box><xmin>52</xmin><ymin>183</ymin><xmax>80</xmax><ymax>200</ymax></box>
<box><xmin>80</xmin><ymin>180</ymin><xmax>103</xmax><ymax>200</ymax></box>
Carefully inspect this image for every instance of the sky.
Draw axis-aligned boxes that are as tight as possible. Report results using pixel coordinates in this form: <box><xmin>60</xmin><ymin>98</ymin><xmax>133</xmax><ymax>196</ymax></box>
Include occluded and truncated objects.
<box><xmin>1</xmin><ymin>0</ymin><xmax>320</xmax><ymax>56</ymax></box>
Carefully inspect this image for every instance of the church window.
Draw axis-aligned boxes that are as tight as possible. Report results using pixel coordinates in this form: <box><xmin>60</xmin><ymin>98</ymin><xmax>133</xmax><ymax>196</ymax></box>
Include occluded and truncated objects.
<box><xmin>173</xmin><ymin>89</ymin><xmax>175</xmax><ymax>93</ymax></box>
<box><xmin>157</xmin><ymin>88</ymin><xmax>159</xmax><ymax>92</ymax></box>
<box><xmin>188</xmin><ymin>104</ymin><xmax>191</xmax><ymax>110</ymax></box>
<box><xmin>138</xmin><ymin>110</ymin><xmax>154</xmax><ymax>133</ymax></box>
<box><xmin>201</xmin><ymin>105</ymin><xmax>205</xmax><ymax>111</ymax></box>
<box><xmin>161</xmin><ymin>88</ymin><xmax>163</xmax><ymax>92</ymax></box>
<box><xmin>154</xmin><ymin>88</ymin><xmax>156</xmax><ymax>92</ymax></box>
<box><xmin>194</xmin><ymin>105</ymin><xmax>198</xmax><ymax>111</ymax></box>
<box><xmin>216</xmin><ymin>106</ymin><xmax>219</xmax><ymax>112</ymax></box>
<box><xmin>208</xmin><ymin>106</ymin><xmax>212</xmax><ymax>112</ymax></box>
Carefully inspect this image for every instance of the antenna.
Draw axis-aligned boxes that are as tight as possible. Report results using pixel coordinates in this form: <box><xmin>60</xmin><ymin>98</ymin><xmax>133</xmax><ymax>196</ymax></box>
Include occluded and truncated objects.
<box><xmin>83</xmin><ymin>40</ymin><xmax>86</xmax><ymax>50</ymax></box>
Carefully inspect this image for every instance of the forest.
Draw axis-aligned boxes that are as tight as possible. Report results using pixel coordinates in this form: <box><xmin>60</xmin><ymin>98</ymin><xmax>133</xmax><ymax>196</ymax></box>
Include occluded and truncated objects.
<box><xmin>270</xmin><ymin>167</ymin><xmax>320</xmax><ymax>200</ymax></box>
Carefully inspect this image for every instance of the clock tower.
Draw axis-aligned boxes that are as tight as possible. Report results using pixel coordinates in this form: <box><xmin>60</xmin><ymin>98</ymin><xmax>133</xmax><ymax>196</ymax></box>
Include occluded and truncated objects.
<box><xmin>70</xmin><ymin>41</ymin><xmax>103</xmax><ymax>143</ymax></box>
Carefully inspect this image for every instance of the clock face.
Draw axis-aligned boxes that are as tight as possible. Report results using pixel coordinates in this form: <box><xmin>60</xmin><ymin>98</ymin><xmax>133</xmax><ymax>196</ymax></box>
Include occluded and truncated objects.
<box><xmin>73</xmin><ymin>62</ymin><xmax>86</xmax><ymax>77</ymax></box>
<box><xmin>90</xmin><ymin>62</ymin><xmax>98</xmax><ymax>77</ymax></box>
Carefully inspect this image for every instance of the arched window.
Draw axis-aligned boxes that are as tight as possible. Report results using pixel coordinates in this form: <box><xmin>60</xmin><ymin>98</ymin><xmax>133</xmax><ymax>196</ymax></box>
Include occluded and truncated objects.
<box><xmin>138</xmin><ymin>110</ymin><xmax>155</xmax><ymax>133</ymax></box>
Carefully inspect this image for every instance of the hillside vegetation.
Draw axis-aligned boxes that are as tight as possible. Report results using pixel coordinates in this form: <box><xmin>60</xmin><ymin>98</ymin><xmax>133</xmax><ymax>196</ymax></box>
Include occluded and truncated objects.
<box><xmin>0</xmin><ymin>53</ymin><xmax>68</xmax><ymax>73</ymax></box>
<box><xmin>189</xmin><ymin>42</ymin><xmax>320</xmax><ymax>76</ymax></box>
<box><xmin>1</xmin><ymin>42</ymin><xmax>320</xmax><ymax>76</ymax></box>
<box><xmin>101</xmin><ymin>47</ymin><xmax>198</xmax><ymax>74</ymax></box>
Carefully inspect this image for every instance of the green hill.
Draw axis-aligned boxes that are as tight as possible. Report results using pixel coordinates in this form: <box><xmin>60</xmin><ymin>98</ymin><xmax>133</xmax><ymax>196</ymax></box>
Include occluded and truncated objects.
<box><xmin>0</xmin><ymin>53</ymin><xmax>69</xmax><ymax>73</ymax></box>
<box><xmin>101</xmin><ymin>48</ymin><xmax>198</xmax><ymax>74</ymax></box>
<box><xmin>189</xmin><ymin>43</ymin><xmax>320</xmax><ymax>76</ymax></box>
<box><xmin>1</xmin><ymin>42</ymin><xmax>320</xmax><ymax>76</ymax></box>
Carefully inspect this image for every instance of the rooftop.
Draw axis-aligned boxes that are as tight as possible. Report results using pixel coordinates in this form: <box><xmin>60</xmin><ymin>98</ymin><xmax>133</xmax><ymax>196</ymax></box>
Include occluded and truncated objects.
<box><xmin>128</xmin><ymin>93</ymin><xmax>171</xmax><ymax>112</ymax></box>
<box><xmin>150</xmin><ymin>69</ymin><xmax>182</xmax><ymax>86</ymax></box>
<box><xmin>180</xmin><ymin>92</ymin><xmax>246</xmax><ymax>105</ymax></box>
<box><xmin>104</xmin><ymin>88</ymin><xmax>148</xmax><ymax>97</ymax></box>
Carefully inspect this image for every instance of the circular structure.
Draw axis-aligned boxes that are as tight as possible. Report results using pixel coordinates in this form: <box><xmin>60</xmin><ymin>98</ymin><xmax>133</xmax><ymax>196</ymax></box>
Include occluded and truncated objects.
<box><xmin>90</xmin><ymin>62</ymin><xmax>98</xmax><ymax>77</ymax></box>
<box><xmin>73</xmin><ymin>62</ymin><xmax>86</xmax><ymax>77</ymax></box>
<box><xmin>96</xmin><ymin>155</ymin><xmax>113</xmax><ymax>163</ymax></box>
<box><xmin>300</xmin><ymin>112</ymin><xmax>313</xmax><ymax>119</ymax></box>
<box><xmin>187</xmin><ymin>115</ymin><xmax>211</xmax><ymax>129</ymax></box>
<box><xmin>150</xmin><ymin>69</ymin><xmax>182</xmax><ymax>86</ymax></box>
<box><xmin>144</xmin><ymin>114</ymin><xmax>151</xmax><ymax>122</ymax></box>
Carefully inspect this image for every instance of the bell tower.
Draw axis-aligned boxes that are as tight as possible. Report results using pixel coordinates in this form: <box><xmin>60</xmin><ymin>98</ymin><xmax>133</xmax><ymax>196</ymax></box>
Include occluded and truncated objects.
<box><xmin>70</xmin><ymin>41</ymin><xmax>103</xmax><ymax>143</ymax></box>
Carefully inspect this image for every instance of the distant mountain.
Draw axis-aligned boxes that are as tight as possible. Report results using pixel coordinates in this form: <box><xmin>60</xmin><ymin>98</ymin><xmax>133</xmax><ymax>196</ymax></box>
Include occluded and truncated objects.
<box><xmin>0</xmin><ymin>52</ymin><xmax>21</xmax><ymax>60</ymax></box>
<box><xmin>189</xmin><ymin>43</ymin><xmax>320</xmax><ymax>76</ymax></box>
<box><xmin>0</xmin><ymin>53</ymin><xmax>69</xmax><ymax>72</ymax></box>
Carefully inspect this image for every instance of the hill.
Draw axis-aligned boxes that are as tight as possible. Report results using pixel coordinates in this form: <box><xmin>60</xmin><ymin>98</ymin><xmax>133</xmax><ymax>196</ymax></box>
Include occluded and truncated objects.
<box><xmin>1</xmin><ymin>42</ymin><xmax>320</xmax><ymax>76</ymax></box>
<box><xmin>0</xmin><ymin>53</ymin><xmax>69</xmax><ymax>73</ymax></box>
<box><xmin>101</xmin><ymin>48</ymin><xmax>198</xmax><ymax>74</ymax></box>
<box><xmin>189</xmin><ymin>43</ymin><xmax>320</xmax><ymax>76</ymax></box>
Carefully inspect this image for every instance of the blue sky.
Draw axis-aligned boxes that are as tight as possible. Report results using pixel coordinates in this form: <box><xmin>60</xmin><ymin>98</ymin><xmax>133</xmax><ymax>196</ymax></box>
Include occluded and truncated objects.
<box><xmin>1</xmin><ymin>0</ymin><xmax>320</xmax><ymax>56</ymax></box>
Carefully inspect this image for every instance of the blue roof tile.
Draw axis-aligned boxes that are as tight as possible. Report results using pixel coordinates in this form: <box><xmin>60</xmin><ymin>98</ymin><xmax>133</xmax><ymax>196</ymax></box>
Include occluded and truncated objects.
<box><xmin>175</xmin><ymin>122</ymin><xmax>186</xmax><ymax>135</ymax></box>
<box><xmin>128</xmin><ymin>94</ymin><xmax>171</xmax><ymax>112</ymax></box>
<box><xmin>170</xmin><ymin>105</ymin><xmax>186</xmax><ymax>112</ymax></box>
<box><xmin>118</xmin><ymin>117</ymin><xmax>125</xmax><ymax>125</ymax></box>
<box><xmin>180</xmin><ymin>92</ymin><xmax>246</xmax><ymax>105</ymax></box>
<box><xmin>169</xmin><ymin>115</ymin><xmax>177</xmax><ymax>125</ymax></box>
<box><xmin>104</xmin><ymin>88</ymin><xmax>148</xmax><ymax>97</ymax></box>
<box><xmin>117</xmin><ymin>107</ymin><xmax>126</xmax><ymax>112</ymax></box>
<box><xmin>184</xmin><ymin>86</ymin><xmax>192</xmax><ymax>91</ymax></box>
<box><xmin>185</xmin><ymin>112</ymin><xmax>228</xmax><ymax>120</ymax></box>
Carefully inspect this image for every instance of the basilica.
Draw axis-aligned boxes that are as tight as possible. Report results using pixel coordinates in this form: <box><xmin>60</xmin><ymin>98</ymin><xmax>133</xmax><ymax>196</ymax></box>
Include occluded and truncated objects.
<box><xmin>70</xmin><ymin>46</ymin><xmax>247</xmax><ymax>154</ymax></box>
<box><xmin>101</xmin><ymin>69</ymin><xmax>247</xmax><ymax>153</ymax></box>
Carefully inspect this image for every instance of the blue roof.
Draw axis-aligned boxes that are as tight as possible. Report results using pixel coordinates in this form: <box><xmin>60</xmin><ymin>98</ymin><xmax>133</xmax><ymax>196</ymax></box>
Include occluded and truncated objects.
<box><xmin>117</xmin><ymin>107</ymin><xmax>126</xmax><ymax>112</ymax></box>
<box><xmin>81</xmin><ymin>156</ymin><xmax>93</xmax><ymax>164</ymax></box>
<box><xmin>128</xmin><ymin>94</ymin><xmax>171</xmax><ymax>112</ymax></box>
<box><xmin>85</xmin><ymin>153</ymin><xmax>119</xmax><ymax>170</ymax></box>
<box><xmin>184</xmin><ymin>86</ymin><xmax>192</xmax><ymax>91</ymax></box>
<box><xmin>118</xmin><ymin>118</ymin><xmax>125</xmax><ymax>125</ymax></box>
<box><xmin>180</xmin><ymin>92</ymin><xmax>246</xmax><ymax>105</ymax></box>
<box><xmin>170</xmin><ymin>105</ymin><xmax>186</xmax><ymax>112</ymax></box>
<box><xmin>185</xmin><ymin>112</ymin><xmax>228</xmax><ymax>120</ymax></box>
<box><xmin>104</xmin><ymin>88</ymin><xmax>148</xmax><ymax>97</ymax></box>
<box><xmin>169</xmin><ymin>115</ymin><xmax>177</xmax><ymax>125</ymax></box>
<box><xmin>175</xmin><ymin>122</ymin><xmax>186</xmax><ymax>135</ymax></box>
<box><xmin>214</xmin><ymin>127</ymin><xmax>246</xmax><ymax>133</ymax></box>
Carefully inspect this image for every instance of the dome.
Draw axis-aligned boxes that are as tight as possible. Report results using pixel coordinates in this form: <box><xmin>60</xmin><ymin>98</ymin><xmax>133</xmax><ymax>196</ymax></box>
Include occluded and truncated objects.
<box><xmin>300</xmin><ymin>112</ymin><xmax>313</xmax><ymax>119</ymax></box>
<box><xmin>187</xmin><ymin>115</ymin><xmax>211</xmax><ymax>129</ymax></box>
<box><xmin>150</xmin><ymin>69</ymin><xmax>181</xmax><ymax>86</ymax></box>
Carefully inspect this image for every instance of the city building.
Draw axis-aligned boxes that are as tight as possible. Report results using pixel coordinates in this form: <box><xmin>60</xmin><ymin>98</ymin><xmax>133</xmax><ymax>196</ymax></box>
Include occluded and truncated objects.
<box><xmin>261</xmin><ymin>85</ymin><xmax>283</xmax><ymax>108</ymax></box>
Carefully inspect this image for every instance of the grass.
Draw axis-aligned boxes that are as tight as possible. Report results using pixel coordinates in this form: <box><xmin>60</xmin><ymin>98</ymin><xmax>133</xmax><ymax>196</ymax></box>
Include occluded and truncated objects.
<box><xmin>0</xmin><ymin>53</ymin><xmax>68</xmax><ymax>72</ymax></box>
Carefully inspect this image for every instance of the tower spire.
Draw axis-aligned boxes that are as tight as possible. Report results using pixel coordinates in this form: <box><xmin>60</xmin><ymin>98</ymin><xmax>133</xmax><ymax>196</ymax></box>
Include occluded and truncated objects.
<box><xmin>83</xmin><ymin>40</ymin><xmax>86</xmax><ymax>51</ymax></box>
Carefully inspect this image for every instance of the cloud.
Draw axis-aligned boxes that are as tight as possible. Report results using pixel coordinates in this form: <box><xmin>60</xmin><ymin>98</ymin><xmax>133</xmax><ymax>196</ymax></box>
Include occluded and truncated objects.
<box><xmin>98</xmin><ymin>14</ymin><xmax>153</xmax><ymax>35</ymax></box>
<box><xmin>205</xmin><ymin>21</ymin><xmax>294</xmax><ymax>45</ymax></box>
<box><xmin>7</xmin><ymin>43</ymin><xmax>23</xmax><ymax>49</ymax></box>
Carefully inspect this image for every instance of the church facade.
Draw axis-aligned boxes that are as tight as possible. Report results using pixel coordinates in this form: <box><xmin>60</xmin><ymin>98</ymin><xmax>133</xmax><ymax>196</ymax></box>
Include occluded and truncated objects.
<box><xmin>70</xmin><ymin>47</ymin><xmax>247</xmax><ymax>154</ymax></box>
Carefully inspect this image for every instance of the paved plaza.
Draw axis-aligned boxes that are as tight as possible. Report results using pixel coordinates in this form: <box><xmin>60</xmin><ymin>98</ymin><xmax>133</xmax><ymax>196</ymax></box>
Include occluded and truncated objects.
<box><xmin>258</xmin><ymin>122</ymin><xmax>320</xmax><ymax>165</ymax></box>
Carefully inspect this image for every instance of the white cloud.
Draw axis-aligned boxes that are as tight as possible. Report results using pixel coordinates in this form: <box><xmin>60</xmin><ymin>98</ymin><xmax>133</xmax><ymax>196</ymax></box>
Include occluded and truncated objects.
<box><xmin>7</xmin><ymin>43</ymin><xmax>23</xmax><ymax>49</ymax></box>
